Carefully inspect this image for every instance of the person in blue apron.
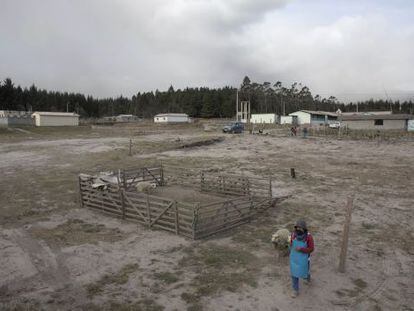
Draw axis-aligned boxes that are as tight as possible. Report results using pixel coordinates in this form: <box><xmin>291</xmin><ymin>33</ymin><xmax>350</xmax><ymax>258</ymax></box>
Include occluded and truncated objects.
<box><xmin>289</xmin><ymin>220</ymin><xmax>314</xmax><ymax>298</ymax></box>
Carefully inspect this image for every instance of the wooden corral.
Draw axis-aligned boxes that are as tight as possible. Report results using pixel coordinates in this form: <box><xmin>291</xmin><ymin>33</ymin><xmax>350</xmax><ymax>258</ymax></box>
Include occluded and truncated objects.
<box><xmin>79</xmin><ymin>166</ymin><xmax>276</xmax><ymax>239</ymax></box>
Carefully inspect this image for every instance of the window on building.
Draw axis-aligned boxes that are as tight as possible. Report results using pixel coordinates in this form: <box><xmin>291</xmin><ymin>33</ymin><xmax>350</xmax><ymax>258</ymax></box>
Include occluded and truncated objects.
<box><xmin>374</xmin><ymin>119</ymin><xmax>383</xmax><ymax>126</ymax></box>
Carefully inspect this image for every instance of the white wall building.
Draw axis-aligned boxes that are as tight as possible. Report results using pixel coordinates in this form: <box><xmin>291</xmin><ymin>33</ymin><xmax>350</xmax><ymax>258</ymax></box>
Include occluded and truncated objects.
<box><xmin>280</xmin><ymin>116</ymin><xmax>297</xmax><ymax>125</ymax></box>
<box><xmin>250</xmin><ymin>113</ymin><xmax>278</xmax><ymax>124</ymax></box>
<box><xmin>154</xmin><ymin>113</ymin><xmax>189</xmax><ymax>123</ymax></box>
<box><xmin>289</xmin><ymin>110</ymin><xmax>338</xmax><ymax>125</ymax></box>
<box><xmin>32</xmin><ymin>112</ymin><xmax>79</xmax><ymax>126</ymax></box>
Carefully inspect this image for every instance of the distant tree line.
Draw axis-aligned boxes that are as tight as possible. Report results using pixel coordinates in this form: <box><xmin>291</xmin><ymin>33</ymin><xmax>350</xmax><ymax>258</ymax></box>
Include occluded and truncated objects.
<box><xmin>0</xmin><ymin>76</ymin><xmax>412</xmax><ymax>118</ymax></box>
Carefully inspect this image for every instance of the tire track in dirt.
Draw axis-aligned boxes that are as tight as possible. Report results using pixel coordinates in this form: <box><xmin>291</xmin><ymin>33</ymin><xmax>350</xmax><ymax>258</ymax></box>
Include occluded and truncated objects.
<box><xmin>2</xmin><ymin>228</ymin><xmax>87</xmax><ymax>308</ymax></box>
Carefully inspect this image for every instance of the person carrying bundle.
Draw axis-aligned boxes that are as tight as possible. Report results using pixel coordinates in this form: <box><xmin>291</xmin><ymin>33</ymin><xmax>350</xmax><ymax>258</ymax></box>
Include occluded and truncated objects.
<box><xmin>289</xmin><ymin>220</ymin><xmax>314</xmax><ymax>298</ymax></box>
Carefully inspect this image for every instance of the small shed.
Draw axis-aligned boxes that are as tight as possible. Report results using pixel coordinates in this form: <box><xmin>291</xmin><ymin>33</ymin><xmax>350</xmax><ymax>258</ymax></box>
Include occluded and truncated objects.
<box><xmin>250</xmin><ymin>113</ymin><xmax>279</xmax><ymax>124</ymax></box>
<box><xmin>32</xmin><ymin>112</ymin><xmax>79</xmax><ymax>126</ymax></box>
<box><xmin>154</xmin><ymin>113</ymin><xmax>189</xmax><ymax>124</ymax></box>
<box><xmin>340</xmin><ymin>114</ymin><xmax>413</xmax><ymax>130</ymax></box>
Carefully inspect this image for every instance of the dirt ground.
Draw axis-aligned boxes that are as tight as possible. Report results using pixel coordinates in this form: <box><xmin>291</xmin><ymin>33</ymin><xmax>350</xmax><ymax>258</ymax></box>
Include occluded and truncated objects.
<box><xmin>0</xmin><ymin>122</ymin><xmax>413</xmax><ymax>311</ymax></box>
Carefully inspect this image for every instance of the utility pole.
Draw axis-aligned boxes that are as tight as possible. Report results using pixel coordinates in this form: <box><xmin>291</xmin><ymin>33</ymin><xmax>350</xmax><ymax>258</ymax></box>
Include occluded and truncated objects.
<box><xmin>236</xmin><ymin>89</ymin><xmax>239</xmax><ymax>121</ymax></box>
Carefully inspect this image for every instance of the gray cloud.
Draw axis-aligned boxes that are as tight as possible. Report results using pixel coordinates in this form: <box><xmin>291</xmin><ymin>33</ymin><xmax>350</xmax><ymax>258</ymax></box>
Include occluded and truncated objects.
<box><xmin>0</xmin><ymin>0</ymin><xmax>413</xmax><ymax>102</ymax></box>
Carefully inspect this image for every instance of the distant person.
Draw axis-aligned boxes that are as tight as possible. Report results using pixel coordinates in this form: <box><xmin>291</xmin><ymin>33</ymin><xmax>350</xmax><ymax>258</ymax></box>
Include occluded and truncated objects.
<box><xmin>289</xmin><ymin>220</ymin><xmax>314</xmax><ymax>298</ymax></box>
<box><xmin>303</xmin><ymin>127</ymin><xmax>308</xmax><ymax>138</ymax></box>
<box><xmin>291</xmin><ymin>126</ymin><xmax>297</xmax><ymax>136</ymax></box>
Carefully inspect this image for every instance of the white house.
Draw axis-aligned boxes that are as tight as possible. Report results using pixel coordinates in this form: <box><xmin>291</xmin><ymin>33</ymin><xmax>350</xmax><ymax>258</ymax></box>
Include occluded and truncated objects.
<box><xmin>154</xmin><ymin>113</ymin><xmax>189</xmax><ymax>123</ymax></box>
<box><xmin>250</xmin><ymin>113</ymin><xmax>279</xmax><ymax>124</ymax></box>
<box><xmin>289</xmin><ymin>110</ymin><xmax>338</xmax><ymax>126</ymax></box>
<box><xmin>31</xmin><ymin>112</ymin><xmax>79</xmax><ymax>126</ymax></box>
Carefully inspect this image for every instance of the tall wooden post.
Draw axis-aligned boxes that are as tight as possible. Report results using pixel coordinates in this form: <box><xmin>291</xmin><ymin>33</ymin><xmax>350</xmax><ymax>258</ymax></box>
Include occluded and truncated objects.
<box><xmin>160</xmin><ymin>163</ymin><xmax>164</xmax><ymax>186</ymax></box>
<box><xmin>200</xmin><ymin>172</ymin><xmax>205</xmax><ymax>191</ymax></box>
<box><xmin>338</xmin><ymin>196</ymin><xmax>354</xmax><ymax>273</ymax></box>
<box><xmin>129</xmin><ymin>138</ymin><xmax>132</xmax><ymax>156</ymax></box>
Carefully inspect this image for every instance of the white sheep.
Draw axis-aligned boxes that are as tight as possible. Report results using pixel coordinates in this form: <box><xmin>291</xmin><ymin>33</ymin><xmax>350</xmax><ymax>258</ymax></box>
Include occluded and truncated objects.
<box><xmin>271</xmin><ymin>228</ymin><xmax>291</xmax><ymax>251</ymax></box>
<box><xmin>135</xmin><ymin>181</ymin><xmax>157</xmax><ymax>194</ymax></box>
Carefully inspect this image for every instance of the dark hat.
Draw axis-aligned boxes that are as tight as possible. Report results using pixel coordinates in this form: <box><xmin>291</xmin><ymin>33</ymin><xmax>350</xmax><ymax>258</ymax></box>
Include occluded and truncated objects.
<box><xmin>294</xmin><ymin>220</ymin><xmax>307</xmax><ymax>230</ymax></box>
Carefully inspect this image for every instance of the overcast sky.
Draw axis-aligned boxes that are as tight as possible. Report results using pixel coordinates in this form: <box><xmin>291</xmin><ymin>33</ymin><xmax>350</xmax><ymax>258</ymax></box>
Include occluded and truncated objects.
<box><xmin>1</xmin><ymin>0</ymin><xmax>414</xmax><ymax>102</ymax></box>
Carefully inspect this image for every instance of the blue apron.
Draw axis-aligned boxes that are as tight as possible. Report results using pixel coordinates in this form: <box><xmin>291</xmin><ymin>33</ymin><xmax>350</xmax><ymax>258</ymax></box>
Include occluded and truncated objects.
<box><xmin>290</xmin><ymin>238</ymin><xmax>309</xmax><ymax>279</ymax></box>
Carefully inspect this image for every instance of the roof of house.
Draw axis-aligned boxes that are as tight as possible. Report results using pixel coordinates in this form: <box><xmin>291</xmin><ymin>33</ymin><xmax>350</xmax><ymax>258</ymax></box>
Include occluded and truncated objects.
<box><xmin>341</xmin><ymin>111</ymin><xmax>392</xmax><ymax>116</ymax></box>
<box><xmin>251</xmin><ymin>113</ymin><xmax>278</xmax><ymax>116</ymax></box>
<box><xmin>340</xmin><ymin>114</ymin><xmax>413</xmax><ymax>121</ymax></box>
<box><xmin>32</xmin><ymin>112</ymin><xmax>80</xmax><ymax>117</ymax></box>
<box><xmin>289</xmin><ymin>110</ymin><xmax>338</xmax><ymax>117</ymax></box>
<box><xmin>155</xmin><ymin>113</ymin><xmax>188</xmax><ymax>117</ymax></box>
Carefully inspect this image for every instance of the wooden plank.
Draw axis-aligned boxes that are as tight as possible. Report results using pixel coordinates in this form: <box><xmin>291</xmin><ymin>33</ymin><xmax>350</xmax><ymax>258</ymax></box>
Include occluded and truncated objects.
<box><xmin>83</xmin><ymin>196</ymin><xmax>122</xmax><ymax>208</ymax></box>
<box><xmin>195</xmin><ymin>219</ymin><xmax>250</xmax><ymax>239</ymax></box>
<box><xmin>125</xmin><ymin>208</ymin><xmax>177</xmax><ymax>222</ymax></box>
<box><xmin>200</xmin><ymin>203</ymin><xmax>252</xmax><ymax>218</ymax></box>
<box><xmin>198</xmin><ymin>209</ymin><xmax>252</xmax><ymax>223</ymax></box>
<box><xmin>151</xmin><ymin>223</ymin><xmax>177</xmax><ymax>233</ymax></box>
<box><xmin>197</xmin><ymin>214</ymin><xmax>252</xmax><ymax>230</ymax></box>
<box><xmin>87</xmin><ymin>205</ymin><xmax>124</xmax><ymax>219</ymax></box>
<box><xmin>198</xmin><ymin>202</ymin><xmax>252</xmax><ymax>215</ymax></box>
<box><xmin>150</xmin><ymin>201</ymin><xmax>174</xmax><ymax>226</ymax></box>
<box><xmin>85</xmin><ymin>202</ymin><xmax>123</xmax><ymax>215</ymax></box>
<box><xmin>197</xmin><ymin>214</ymin><xmax>252</xmax><ymax>232</ymax></box>
<box><xmin>123</xmin><ymin>193</ymin><xmax>149</xmax><ymax>222</ymax></box>
<box><xmin>123</xmin><ymin>200</ymin><xmax>193</xmax><ymax>218</ymax></box>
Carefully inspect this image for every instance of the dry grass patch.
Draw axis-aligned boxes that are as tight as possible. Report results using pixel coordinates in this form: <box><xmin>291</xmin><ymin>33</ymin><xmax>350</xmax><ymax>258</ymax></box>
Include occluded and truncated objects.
<box><xmin>178</xmin><ymin>244</ymin><xmax>258</xmax><ymax>308</ymax></box>
<box><xmin>152</xmin><ymin>271</ymin><xmax>180</xmax><ymax>285</ymax></box>
<box><xmin>85</xmin><ymin>263</ymin><xmax>140</xmax><ymax>298</ymax></box>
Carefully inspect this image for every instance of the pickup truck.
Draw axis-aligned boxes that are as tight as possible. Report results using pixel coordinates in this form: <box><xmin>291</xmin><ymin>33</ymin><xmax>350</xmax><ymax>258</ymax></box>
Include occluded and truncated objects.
<box><xmin>222</xmin><ymin>122</ymin><xmax>244</xmax><ymax>134</ymax></box>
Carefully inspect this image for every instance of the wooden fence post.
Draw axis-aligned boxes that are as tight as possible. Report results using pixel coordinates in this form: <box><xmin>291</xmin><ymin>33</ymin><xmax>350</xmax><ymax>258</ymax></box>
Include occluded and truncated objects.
<box><xmin>120</xmin><ymin>189</ymin><xmax>126</xmax><ymax>219</ymax></box>
<box><xmin>122</xmin><ymin>169</ymin><xmax>127</xmax><ymax>190</ymax></box>
<box><xmin>269</xmin><ymin>178</ymin><xmax>272</xmax><ymax>198</ymax></box>
<box><xmin>338</xmin><ymin>196</ymin><xmax>354</xmax><ymax>273</ymax></box>
<box><xmin>192</xmin><ymin>203</ymin><xmax>199</xmax><ymax>239</ymax></box>
<box><xmin>78</xmin><ymin>176</ymin><xmax>84</xmax><ymax>208</ymax></box>
<box><xmin>200</xmin><ymin>172</ymin><xmax>205</xmax><ymax>191</ymax></box>
<box><xmin>290</xmin><ymin>168</ymin><xmax>296</xmax><ymax>179</ymax></box>
<box><xmin>129</xmin><ymin>138</ymin><xmax>132</xmax><ymax>156</ymax></box>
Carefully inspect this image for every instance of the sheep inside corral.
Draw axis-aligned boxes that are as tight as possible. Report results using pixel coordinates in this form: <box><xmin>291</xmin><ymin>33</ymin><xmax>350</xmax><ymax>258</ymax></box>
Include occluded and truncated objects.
<box><xmin>135</xmin><ymin>181</ymin><xmax>157</xmax><ymax>194</ymax></box>
<box><xmin>271</xmin><ymin>228</ymin><xmax>291</xmax><ymax>256</ymax></box>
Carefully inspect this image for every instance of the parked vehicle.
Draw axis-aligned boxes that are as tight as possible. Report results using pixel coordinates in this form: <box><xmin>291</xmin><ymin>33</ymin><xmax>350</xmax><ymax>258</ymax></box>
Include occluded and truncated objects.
<box><xmin>329</xmin><ymin>121</ymin><xmax>341</xmax><ymax>129</ymax></box>
<box><xmin>222</xmin><ymin>122</ymin><xmax>244</xmax><ymax>133</ymax></box>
